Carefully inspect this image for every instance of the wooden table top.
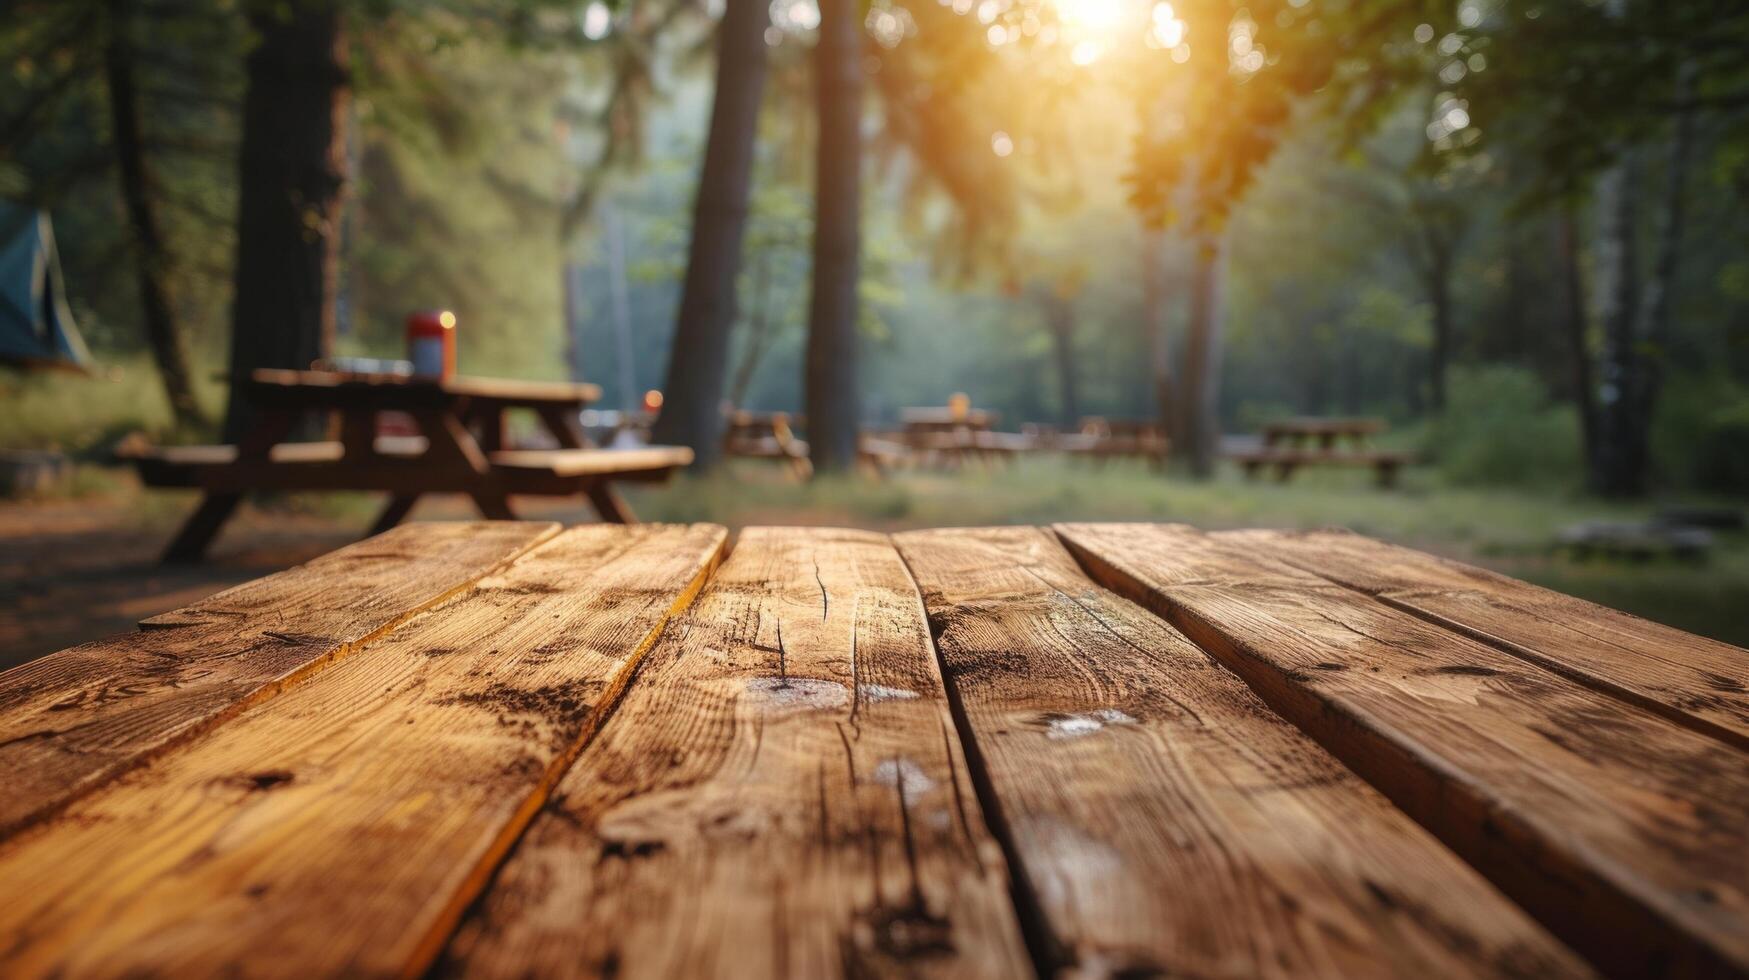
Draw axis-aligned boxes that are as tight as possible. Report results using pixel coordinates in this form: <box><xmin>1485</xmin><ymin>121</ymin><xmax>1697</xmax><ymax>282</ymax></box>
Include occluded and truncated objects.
<box><xmin>1</xmin><ymin>523</ymin><xmax>1744</xmax><ymax>977</ymax></box>
<box><xmin>248</xmin><ymin>368</ymin><xmax>604</xmax><ymax>407</ymax></box>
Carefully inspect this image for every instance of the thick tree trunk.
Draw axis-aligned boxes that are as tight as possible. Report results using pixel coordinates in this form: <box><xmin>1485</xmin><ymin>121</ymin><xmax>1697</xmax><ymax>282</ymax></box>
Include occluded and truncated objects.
<box><xmin>1590</xmin><ymin>152</ymin><xmax>1644</xmax><ymax>495</ymax></box>
<box><xmin>223</xmin><ymin>4</ymin><xmax>348</xmax><ymax>442</ymax></box>
<box><xmin>650</xmin><ymin>0</ymin><xmax>772</xmax><ymax>465</ymax></box>
<box><xmin>1555</xmin><ymin>207</ymin><xmax>1599</xmax><ymax>475</ymax></box>
<box><xmin>1142</xmin><ymin>229</ymin><xmax>1177</xmax><ymax>450</ymax></box>
<box><xmin>803</xmin><ymin>0</ymin><xmax>863</xmax><ymax>475</ymax></box>
<box><xmin>1180</xmin><ymin>229</ymin><xmax>1228</xmax><ymax>478</ymax></box>
<box><xmin>103</xmin><ymin>0</ymin><xmax>204</xmax><ymax>431</ymax></box>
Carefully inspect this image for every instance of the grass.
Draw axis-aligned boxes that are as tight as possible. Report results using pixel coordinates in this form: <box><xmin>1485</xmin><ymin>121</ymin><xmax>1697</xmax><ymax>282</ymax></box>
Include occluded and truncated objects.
<box><xmin>4</xmin><ymin>446</ymin><xmax>1743</xmax><ymax>647</ymax></box>
<box><xmin>623</xmin><ymin>457</ymin><xmax>1749</xmax><ymax>646</ymax></box>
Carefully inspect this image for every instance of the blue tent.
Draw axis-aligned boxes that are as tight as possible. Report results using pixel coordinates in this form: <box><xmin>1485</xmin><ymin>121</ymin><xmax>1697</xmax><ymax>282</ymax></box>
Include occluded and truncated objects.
<box><xmin>1</xmin><ymin>201</ymin><xmax>90</xmax><ymax>371</ymax></box>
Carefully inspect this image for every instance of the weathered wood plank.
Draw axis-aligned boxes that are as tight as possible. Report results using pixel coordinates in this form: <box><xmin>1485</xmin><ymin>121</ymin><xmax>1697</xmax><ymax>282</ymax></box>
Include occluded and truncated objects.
<box><xmin>895</xmin><ymin>527</ymin><xmax>1587</xmax><ymax>978</ymax></box>
<box><xmin>1219</xmin><ymin>528</ymin><xmax>1749</xmax><ymax>750</ymax></box>
<box><xmin>0</xmin><ymin>523</ymin><xmax>725</xmax><ymax>978</ymax></box>
<box><xmin>1057</xmin><ymin>523</ymin><xmax>1749</xmax><ymax>977</ymax></box>
<box><xmin>442</xmin><ymin>527</ymin><xmax>1032</xmax><ymax>979</ymax></box>
<box><xmin>0</xmin><ymin>520</ymin><xmax>558</xmax><ymax>838</ymax></box>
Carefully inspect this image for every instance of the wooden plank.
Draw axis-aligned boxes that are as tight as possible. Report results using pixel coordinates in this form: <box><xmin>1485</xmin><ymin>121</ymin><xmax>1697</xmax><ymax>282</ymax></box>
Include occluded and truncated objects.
<box><xmin>1057</xmin><ymin>523</ymin><xmax>1749</xmax><ymax>977</ymax></box>
<box><xmin>0</xmin><ymin>520</ymin><xmax>558</xmax><ymax>838</ymax></box>
<box><xmin>250</xmin><ymin>369</ymin><xmax>602</xmax><ymax>406</ymax></box>
<box><xmin>442</xmin><ymin>527</ymin><xmax>1032</xmax><ymax>979</ymax></box>
<box><xmin>894</xmin><ymin>527</ymin><xmax>1586</xmax><ymax>978</ymax></box>
<box><xmin>0</xmin><ymin>523</ymin><xmax>725</xmax><ymax>978</ymax></box>
<box><xmin>1221</xmin><ymin>528</ymin><xmax>1749</xmax><ymax>750</ymax></box>
<box><xmin>489</xmin><ymin>445</ymin><xmax>693</xmax><ymax>477</ymax></box>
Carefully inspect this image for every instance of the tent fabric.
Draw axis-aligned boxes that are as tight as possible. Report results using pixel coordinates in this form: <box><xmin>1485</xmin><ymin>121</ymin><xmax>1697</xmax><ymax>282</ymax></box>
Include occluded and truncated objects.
<box><xmin>0</xmin><ymin>201</ymin><xmax>91</xmax><ymax>370</ymax></box>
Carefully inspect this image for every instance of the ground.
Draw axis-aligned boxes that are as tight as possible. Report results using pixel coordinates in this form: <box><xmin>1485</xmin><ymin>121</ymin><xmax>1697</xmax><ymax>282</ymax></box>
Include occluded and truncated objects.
<box><xmin>3</xmin><ymin>457</ymin><xmax>1745</xmax><ymax>672</ymax></box>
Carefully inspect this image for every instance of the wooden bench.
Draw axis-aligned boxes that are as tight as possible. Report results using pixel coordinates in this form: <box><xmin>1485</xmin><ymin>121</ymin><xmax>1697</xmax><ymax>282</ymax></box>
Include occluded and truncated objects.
<box><xmin>1229</xmin><ymin>447</ymin><xmax>1415</xmax><ymax>487</ymax></box>
<box><xmin>125</xmin><ymin>440</ymin><xmax>691</xmax><ymax>524</ymax></box>
<box><xmin>1</xmin><ymin>522</ymin><xmax>1742</xmax><ymax>976</ymax></box>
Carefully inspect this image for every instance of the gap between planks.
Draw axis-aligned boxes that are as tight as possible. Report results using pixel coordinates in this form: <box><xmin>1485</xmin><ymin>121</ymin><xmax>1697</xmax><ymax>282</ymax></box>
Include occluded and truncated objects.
<box><xmin>440</xmin><ymin>527</ymin><xmax>1033</xmax><ymax>979</ymax></box>
<box><xmin>893</xmin><ymin>526</ymin><xmax>1587</xmax><ymax>979</ymax></box>
<box><xmin>1216</xmin><ymin>528</ymin><xmax>1749</xmax><ymax>753</ymax></box>
<box><xmin>0</xmin><ymin>523</ymin><xmax>725</xmax><ymax>979</ymax></box>
<box><xmin>1056</xmin><ymin>522</ymin><xmax>1749</xmax><ymax>977</ymax></box>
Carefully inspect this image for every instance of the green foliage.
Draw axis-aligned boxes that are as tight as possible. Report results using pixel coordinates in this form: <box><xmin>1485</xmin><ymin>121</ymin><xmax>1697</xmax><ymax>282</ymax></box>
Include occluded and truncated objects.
<box><xmin>0</xmin><ymin>359</ymin><xmax>224</xmax><ymax>452</ymax></box>
<box><xmin>1427</xmin><ymin>366</ymin><xmax>1582</xmax><ymax>488</ymax></box>
<box><xmin>1654</xmin><ymin>374</ymin><xmax>1749</xmax><ymax>494</ymax></box>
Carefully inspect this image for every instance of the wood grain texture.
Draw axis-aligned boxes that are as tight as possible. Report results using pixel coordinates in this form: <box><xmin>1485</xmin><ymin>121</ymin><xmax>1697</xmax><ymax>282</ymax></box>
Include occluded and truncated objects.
<box><xmin>0</xmin><ymin>520</ymin><xmax>558</xmax><ymax>838</ymax></box>
<box><xmin>1219</xmin><ymin>528</ymin><xmax>1749</xmax><ymax>750</ymax></box>
<box><xmin>0</xmin><ymin>523</ymin><xmax>725</xmax><ymax>979</ymax></box>
<box><xmin>1057</xmin><ymin>523</ymin><xmax>1749</xmax><ymax>978</ymax></box>
<box><xmin>894</xmin><ymin>526</ymin><xmax>1589</xmax><ymax>978</ymax></box>
<box><xmin>443</xmin><ymin>527</ymin><xmax>1032</xmax><ymax>980</ymax></box>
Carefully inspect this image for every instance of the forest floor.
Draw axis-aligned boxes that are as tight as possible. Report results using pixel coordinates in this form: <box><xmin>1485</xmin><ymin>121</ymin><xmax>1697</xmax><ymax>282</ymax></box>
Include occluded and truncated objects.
<box><xmin>3</xmin><ymin>456</ymin><xmax>1745</xmax><ymax>672</ymax></box>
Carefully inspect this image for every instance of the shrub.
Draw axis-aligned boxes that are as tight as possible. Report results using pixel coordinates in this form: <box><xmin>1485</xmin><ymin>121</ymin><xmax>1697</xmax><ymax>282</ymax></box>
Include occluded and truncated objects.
<box><xmin>1429</xmin><ymin>366</ymin><xmax>1583</xmax><ymax>488</ymax></box>
<box><xmin>1653</xmin><ymin>374</ymin><xmax>1749</xmax><ymax>494</ymax></box>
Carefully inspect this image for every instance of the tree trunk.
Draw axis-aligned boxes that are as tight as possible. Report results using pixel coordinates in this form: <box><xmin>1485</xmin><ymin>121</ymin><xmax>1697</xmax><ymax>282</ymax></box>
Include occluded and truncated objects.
<box><xmin>1180</xmin><ymin>229</ymin><xmax>1228</xmax><ymax>478</ymax></box>
<box><xmin>1590</xmin><ymin>151</ymin><xmax>1644</xmax><ymax>495</ymax></box>
<box><xmin>727</xmin><ymin>249</ymin><xmax>774</xmax><ymax>409</ymax></box>
<box><xmin>223</xmin><ymin>4</ymin><xmax>348</xmax><ymax>442</ymax></box>
<box><xmin>803</xmin><ymin>0</ymin><xmax>863</xmax><ymax>475</ymax></box>
<box><xmin>1632</xmin><ymin>62</ymin><xmax>1697</xmax><ymax>481</ymax></box>
<box><xmin>1428</xmin><ymin>254</ymin><xmax>1453</xmax><ymax>412</ymax></box>
<box><xmin>603</xmin><ymin>203</ymin><xmax>637</xmax><ymax>412</ymax></box>
<box><xmin>650</xmin><ymin>0</ymin><xmax>772</xmax><ymax>466</ymax></box>
<box><xmin>1555</xmin><ymin>206</ymin><xmax>1599</xmax><ymax>475</ymax></box>
<box><xmin>103</xmin><ymin>0</ymin><xmax>204</xmax><ymax>431</ymax></box>
<box><xmin>562</xmin><ymin>260</ymin><xmax>585</xmax><ymax>382</ymax></box>
<box><xmin>1042</xmin><ymin>292</ymin><xmax>1080</xmax><ymax>428</ymax></box>
<box><xmin>1142</xmin><ymin>228</ymin><xmax>1177</xmax><ymax>450</ymax></box>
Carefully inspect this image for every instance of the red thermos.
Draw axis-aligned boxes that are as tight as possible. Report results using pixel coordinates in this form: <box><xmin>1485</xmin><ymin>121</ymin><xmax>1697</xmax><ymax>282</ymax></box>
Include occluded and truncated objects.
<box><xmin>406</xmin><ymin>310</ymin><xmax>457</xmax><ymax>378</ymax></box>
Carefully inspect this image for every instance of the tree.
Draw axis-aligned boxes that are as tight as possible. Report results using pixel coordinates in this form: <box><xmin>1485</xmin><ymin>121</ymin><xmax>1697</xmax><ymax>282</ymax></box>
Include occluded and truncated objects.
<box><xmin>1127</xmin><ymin>1</ymin><xmax>1336</xmax><ymax>476</ymax></box>
<box><xmin>650</xmin><ymin>0</ymin><xmax>773</xmax><ymax>467</ymax></box>
<box><xmin>223</xmin><ymin>1</ymin><xmax>349</xmax><ymax>441</ymax></box>
<box><xmin>804</xmin><ymin>0</ymin><xmax>864</xmax><ymax>474</ymax></box>
<box><xmin>102</xmin><ymin>0</ymin><xmax>203</xmax><ymax>429</ymax></box>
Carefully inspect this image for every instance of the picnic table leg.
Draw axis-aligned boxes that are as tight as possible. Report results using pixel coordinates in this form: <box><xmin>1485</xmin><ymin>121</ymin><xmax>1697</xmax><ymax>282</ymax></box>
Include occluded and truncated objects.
<box><xmin>161</xmin><ymin>493</ymin><xmax>244</xmax><ymax>564</ymax></box>
<box><xmin>369</xmin><ymin>494</ymin><xmax>421</xmax><ymax>535</ymax></box>
<box><xmin>469</xmin><ymin>492</ymin><xmax>518</xmax><ymax>521</ymax></box>
<box><xmin>585</xmin><ymin>482</ymin><xmax>636</xmax><ymax>524</ymax></box>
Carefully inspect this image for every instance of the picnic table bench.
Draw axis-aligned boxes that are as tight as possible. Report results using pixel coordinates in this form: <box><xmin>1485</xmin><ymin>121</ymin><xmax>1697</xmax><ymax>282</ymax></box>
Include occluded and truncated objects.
<box><xmin>1</xmin><ymin>521</ymin><xmax>1743</xmax><ymax>977</ymax></box>
<box><xmin>122</xmin><ymin>369</ymin><xmax>691</xmax><ymax>562</ymax></box>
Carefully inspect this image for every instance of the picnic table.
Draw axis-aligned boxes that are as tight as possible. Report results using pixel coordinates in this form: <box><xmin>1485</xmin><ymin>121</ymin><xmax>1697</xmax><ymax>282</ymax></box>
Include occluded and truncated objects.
<box><xmin>1233</xmin><ymin>416</ymin><xmax>1414</xmax><ymax>487</ymax></box>
<box><xmin>124</xmin><ymin>369</ymin><xmax>692</xmax><ymax>561</ymax></box>
<box><xmin>1262</xmin><ymin>416</ymin><xmax>1386</xmax><ymax>450</ymax></box>
<box><xmin>1</xmin><ymin>522</ymin><xmax>1743</xmax><ymax>977</ymax></box>
<box><xmin>1061</xmin><ymin>416</ymin><xmax>1170</xmax><ymax>468</ymax></box>
<box><xmin>900</xmin><ymin>406</ymin><xmax>1029</xmax><ymax>465</ymax></box>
